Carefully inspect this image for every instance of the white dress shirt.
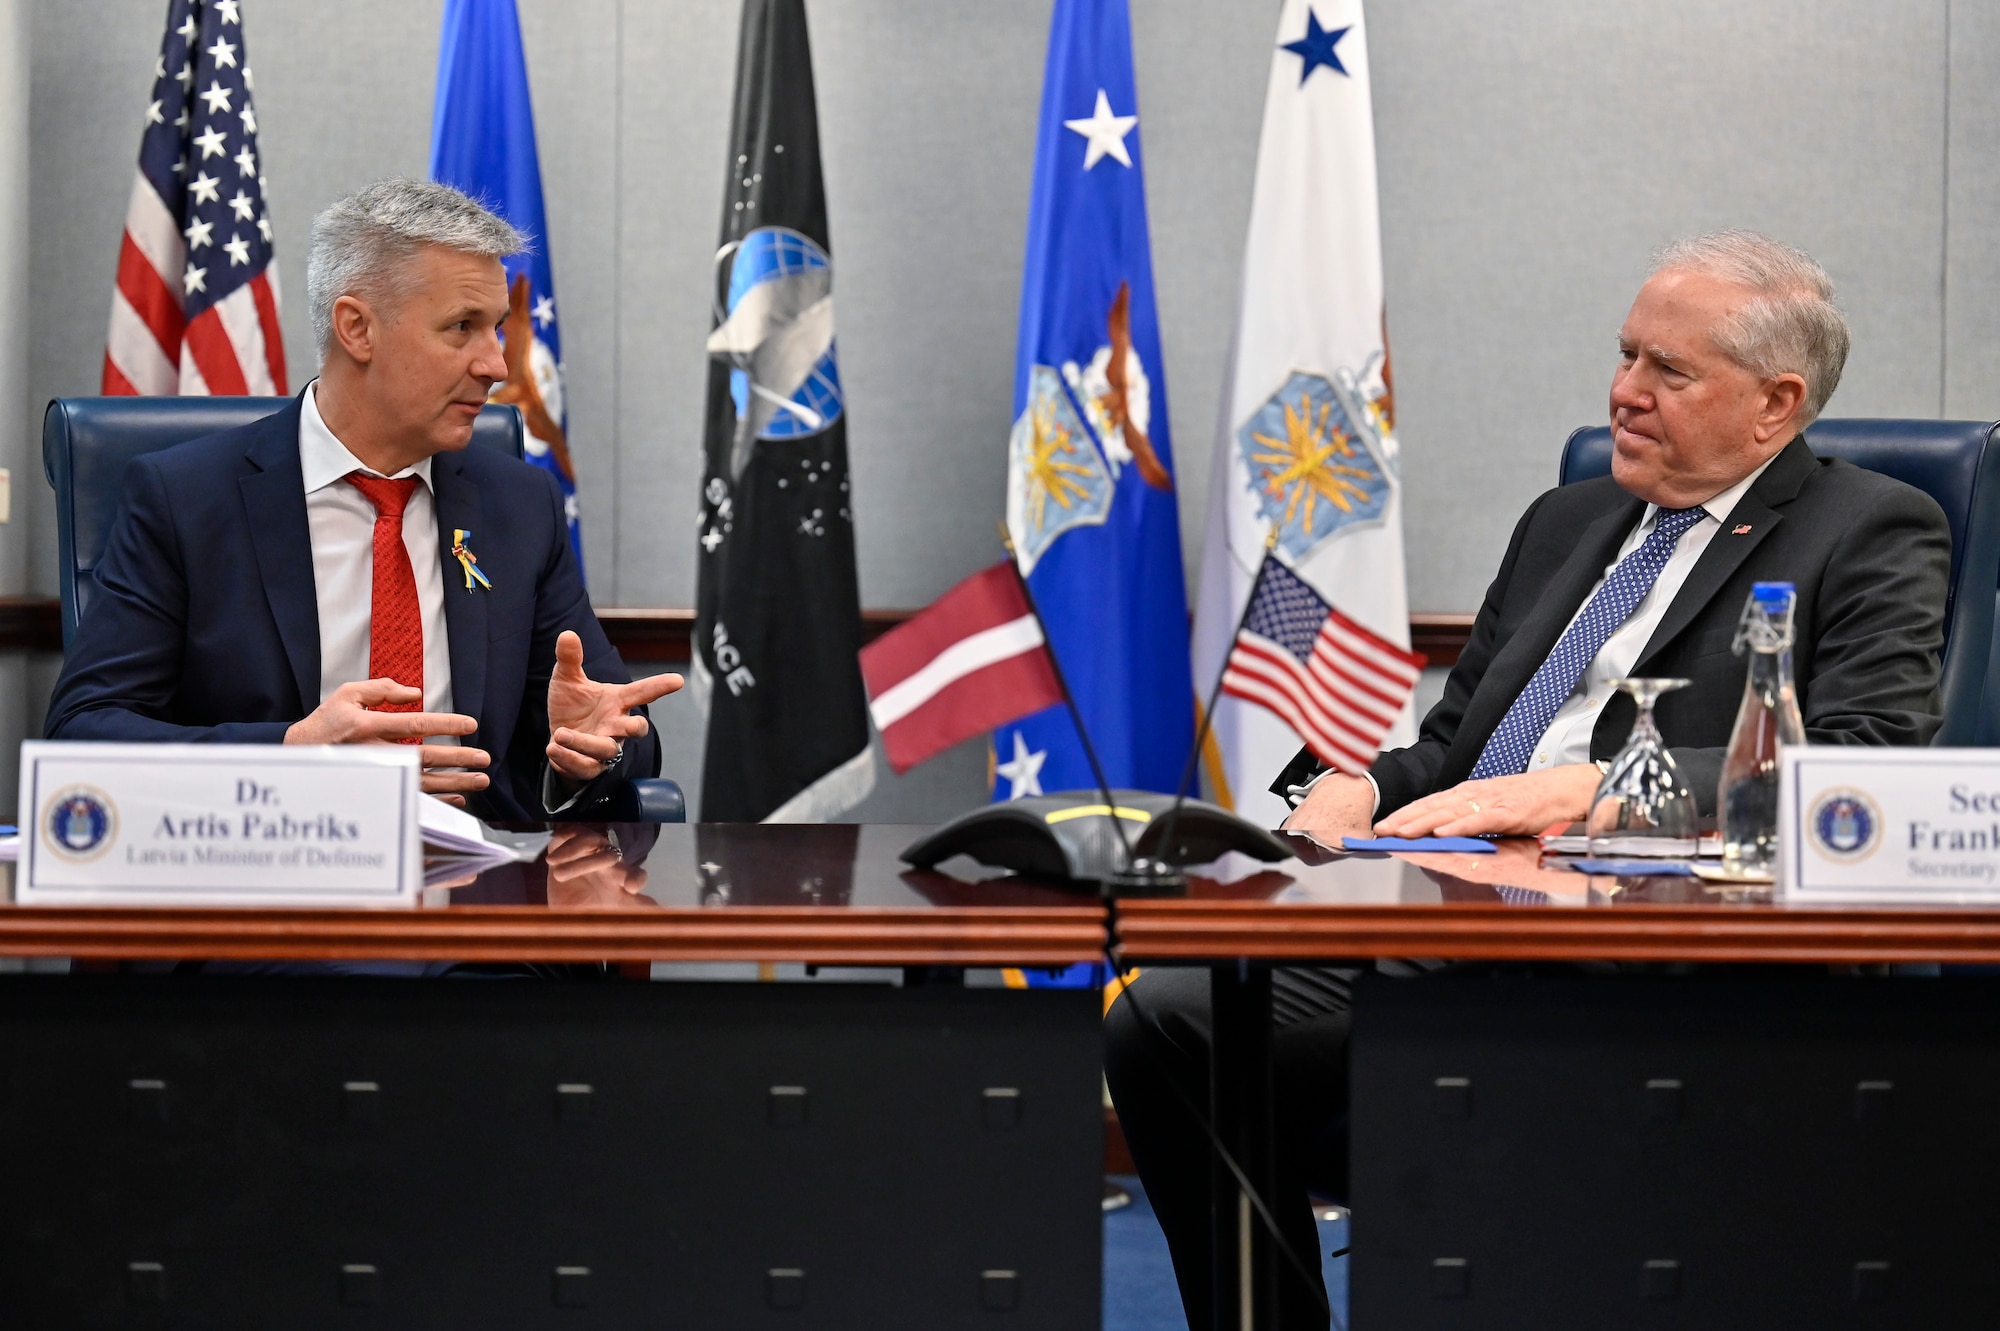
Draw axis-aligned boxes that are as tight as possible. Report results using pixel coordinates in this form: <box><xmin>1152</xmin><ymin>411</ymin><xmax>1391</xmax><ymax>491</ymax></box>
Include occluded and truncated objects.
<box><xmin>299</xmin><ymin>383</ymin><xmax>454</xmax><ymax>719</ymax></box>
<box><xmin>1289</xmin><ymin>454</ymin><xmax>1780</xmax><ymax>812</ymax></box>
<box><xmin>1521</xmin><ymin>453</ymin><xmax>1778</xmax><ymax>771</ymax></box>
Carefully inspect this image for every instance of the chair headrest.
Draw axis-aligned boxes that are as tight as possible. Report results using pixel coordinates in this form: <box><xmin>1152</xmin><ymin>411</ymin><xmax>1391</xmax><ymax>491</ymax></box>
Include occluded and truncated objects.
<box><xmin>1559</xmin><ymin>419</ymin><xmax>2000</xmax><ymax>599</ymax></box>
<box><xmin>43</xmin><ymin>395</ymin><xmax>526</xmax><ymax>643</ymax></box>
<box><xmin>1559</xmin><ymin>418</ymin><xmax>2000</xmax><ymax>746</ymax></box>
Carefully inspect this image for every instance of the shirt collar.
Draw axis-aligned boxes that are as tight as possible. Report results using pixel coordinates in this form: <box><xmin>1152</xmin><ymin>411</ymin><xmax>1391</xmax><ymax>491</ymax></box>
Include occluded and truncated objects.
<box><xmin>1641</xmin><ymin>451</ymin><xmax>1782</xmax><ymax>530</ymax></box>
<box><xmin>299</xmin><ymin>380</ymin><xmax>435</xmax><ymax>494</ymax></box>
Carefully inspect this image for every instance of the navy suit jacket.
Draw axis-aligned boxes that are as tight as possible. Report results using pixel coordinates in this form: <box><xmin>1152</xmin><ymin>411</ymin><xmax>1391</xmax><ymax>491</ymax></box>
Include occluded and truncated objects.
<box><xmin>44</xmin><ymin>395</ymin><xmax>659</xmax><ymax>822</ymax></box>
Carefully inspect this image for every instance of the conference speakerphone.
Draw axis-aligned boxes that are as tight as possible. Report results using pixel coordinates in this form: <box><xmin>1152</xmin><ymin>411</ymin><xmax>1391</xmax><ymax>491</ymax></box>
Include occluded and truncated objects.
<box><xmin>901</xmin><ymin>789</ymin><xmax>1292</xmax><ymax>893</ymax></box>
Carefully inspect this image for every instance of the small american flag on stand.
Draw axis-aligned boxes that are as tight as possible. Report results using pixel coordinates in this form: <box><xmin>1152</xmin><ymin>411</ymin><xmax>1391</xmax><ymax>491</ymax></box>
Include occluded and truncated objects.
<box><xmin>103</xmin><ymin>0</ymin><xmax>285</xmax><ymax>397</ymax></box>
<box><xmin>1220</xmin><ymin>555</ymin><xmax>1425</xmax><ymax>775</ymax></box>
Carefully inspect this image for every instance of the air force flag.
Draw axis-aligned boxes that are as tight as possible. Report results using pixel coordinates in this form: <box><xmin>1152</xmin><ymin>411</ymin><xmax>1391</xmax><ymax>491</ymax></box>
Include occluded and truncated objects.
<box><xmin>430</xmin><ymin>0</ymin><xmax>584</xmax><ymax>575</ymax></box>
<box><xmin>1190</xmin><ymin>0</ymin><xmax>1414</xmax><ymax>826</ymax></box>
<box><xmin>998</xmin><ymin>0</ymin><xmax>1194</xmax><ymax>802</ymax></box>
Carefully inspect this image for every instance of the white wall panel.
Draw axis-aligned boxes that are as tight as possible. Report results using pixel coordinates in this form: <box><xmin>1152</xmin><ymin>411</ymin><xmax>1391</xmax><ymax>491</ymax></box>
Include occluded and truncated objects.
<box><xmin>1945</xmin><ymin>0</ymin><xmax>2000</xmax><ymax>420</ymax></box>
<box><xmin>1370</xmin><ymin>0</ymin><xmax>1949</xmax><ymax>609</ymax></box>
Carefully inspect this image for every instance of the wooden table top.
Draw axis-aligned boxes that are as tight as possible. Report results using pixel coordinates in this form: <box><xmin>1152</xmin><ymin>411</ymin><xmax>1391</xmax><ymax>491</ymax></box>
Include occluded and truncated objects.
<box><xmin>8</xmin><ymin>824</ymin><xmax>2000</xmax><ymax>967</ymax></box>
<box><xmin>0</xmin><ymin>824</ymin><xmax>1107</xmax><ymax>966</ymax></box>
<box><xmin>1115</xmin><ymin>835</ymin><xmax>2000</xmax><ymax>965</ymax></box>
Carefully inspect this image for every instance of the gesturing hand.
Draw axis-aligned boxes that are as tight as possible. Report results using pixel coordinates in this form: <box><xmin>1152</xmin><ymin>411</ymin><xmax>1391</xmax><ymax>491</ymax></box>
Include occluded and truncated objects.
<box><xmin>283</xmin><ymin>678</ymin><xmax>491</xmax><ymax>807</ymax></box>
<box><xmin>546</xmin><ymin>630</ymin><xmax>683</xmax><ymax>782</ymax></box>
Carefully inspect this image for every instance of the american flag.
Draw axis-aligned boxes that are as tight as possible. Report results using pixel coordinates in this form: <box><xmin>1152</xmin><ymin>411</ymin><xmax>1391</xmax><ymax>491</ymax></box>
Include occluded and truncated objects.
<box><xmin>103</xmin><ymin>0</ymin><xmax>286</xmax><ymax>397</ymax></box>
<box><xmin>1219</xmin><ymin>555</ymin><xmax>1425</xmax><ymax>775</ymax></box>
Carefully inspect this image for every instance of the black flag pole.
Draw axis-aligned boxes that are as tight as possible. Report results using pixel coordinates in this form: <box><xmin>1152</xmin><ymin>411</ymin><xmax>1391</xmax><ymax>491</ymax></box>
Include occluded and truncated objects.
<box><xmin>1154</xmin><ymin>528</ymin><xmax>1282</xmax><ymax>864</ymax></box>
<box><xmin>997</xmin><ymin>521</ymin><xmax>1143</xmax><ymax>881</ymax></box>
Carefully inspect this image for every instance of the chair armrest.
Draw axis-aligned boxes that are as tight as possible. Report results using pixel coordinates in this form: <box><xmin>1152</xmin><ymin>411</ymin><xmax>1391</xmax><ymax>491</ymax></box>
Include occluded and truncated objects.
<box><xmin>550</xmin><ymin>777</ymin><xmax>687</xmax><ymax>824</ymax></box>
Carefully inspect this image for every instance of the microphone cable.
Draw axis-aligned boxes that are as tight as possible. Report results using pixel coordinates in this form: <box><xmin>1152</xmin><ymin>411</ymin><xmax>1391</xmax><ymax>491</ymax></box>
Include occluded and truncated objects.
<box><xmin>1102</xmin><ymin>925</ymin><xmax>1345</xmax><ymax>1330</ymax></box>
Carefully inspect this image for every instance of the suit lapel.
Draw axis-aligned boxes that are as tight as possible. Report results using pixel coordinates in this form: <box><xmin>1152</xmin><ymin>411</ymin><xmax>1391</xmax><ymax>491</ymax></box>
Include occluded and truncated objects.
<box><xmin>238</xmin><ymin>401</ymin><xmax>319</xmax><ymax>713</ymax></box>
<box><xmin>432</xmin><ymin>453</ymin><xmax>488</xmax><ymax>731</ymax></box>
<box><xmin>1630</xmin><ymin>436</ymin><xmax>1817</xmax><ymax>673</ymax></box>
<box><xmin>1450</xmin><ymin>495</ymin><xmax>1642</xmax><ymax>766</ymax></box>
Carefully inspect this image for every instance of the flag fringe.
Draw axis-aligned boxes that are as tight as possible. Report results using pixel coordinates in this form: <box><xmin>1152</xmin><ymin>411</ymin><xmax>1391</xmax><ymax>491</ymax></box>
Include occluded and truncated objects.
<box><xmin>687</xmin><ymin>652</ymin><xmax>713</xmax><ymax>717</ymax></box>
<box><xmin>762</xmin><ymin>744</ymin><xmax>877</xmax><ymax>823</ymax></box>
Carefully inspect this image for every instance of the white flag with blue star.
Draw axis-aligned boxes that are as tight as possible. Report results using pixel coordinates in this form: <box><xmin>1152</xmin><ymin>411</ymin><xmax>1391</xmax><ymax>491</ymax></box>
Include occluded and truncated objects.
<box><xmin>1190</xmin><ymin>0</ymin><xmax>1414</xmax><ymax>826</ymax></box>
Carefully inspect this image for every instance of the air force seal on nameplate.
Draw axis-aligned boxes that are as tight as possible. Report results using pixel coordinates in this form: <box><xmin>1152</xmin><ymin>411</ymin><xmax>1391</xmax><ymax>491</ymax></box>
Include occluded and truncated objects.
<box><xmin>1006</xmin><ymin>364</ymin><xmax>1114</xmax><ymax>575</ymax></box>
<box><xmin>1237</xmin><ymin>370</ymin><xmax>1394</xmax><ymax>563</ymax></box>
<box><xmin>1781</xmin><ymin>749</ymin><xmax>2000</xmax><ymax>902</ymax></box>
<box><xmin>1809</xmin><ymin>789</ymin><xmax>1882</xmax><ymax>861</ymax></box>
<box><xmin>17</xmin><ymin>742</ymin><xmax>424</xmax><ymax>907</ymax></box>
<box><xmin>43</xmin><ymin>786</ymin><xmax>117</xmax><ymax>863</ymax></box>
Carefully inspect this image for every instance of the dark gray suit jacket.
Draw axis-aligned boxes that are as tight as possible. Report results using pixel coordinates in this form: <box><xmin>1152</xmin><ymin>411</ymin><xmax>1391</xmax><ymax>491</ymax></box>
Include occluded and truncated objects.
<box><xmin>1270</xmin><ymin>434</ymin><xmax>1953</xmax><ymax>817</ymax></box>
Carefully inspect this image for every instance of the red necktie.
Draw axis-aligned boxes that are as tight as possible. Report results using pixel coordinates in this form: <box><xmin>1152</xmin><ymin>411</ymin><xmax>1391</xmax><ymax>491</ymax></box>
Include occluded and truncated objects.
<box><xmin>344</xmin><ymin>473</ymin><xmax>425</xmax><ymax>733</ymax></box>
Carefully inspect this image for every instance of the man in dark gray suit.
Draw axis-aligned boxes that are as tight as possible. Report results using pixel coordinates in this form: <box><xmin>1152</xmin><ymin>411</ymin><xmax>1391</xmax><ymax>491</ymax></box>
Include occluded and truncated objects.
<box><xmin>1106</xmin><ymin>231</ymin><xmax>1952</xmax><ymax>1328</ymax></box>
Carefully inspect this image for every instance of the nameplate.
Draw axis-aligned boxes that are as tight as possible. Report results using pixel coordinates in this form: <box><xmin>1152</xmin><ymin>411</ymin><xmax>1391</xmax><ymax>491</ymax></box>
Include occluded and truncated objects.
<box><xmin>1780</xmin><ymin>748</ymin><xmax>2000</xmax><ymax>902</ymax></box>
<box><xmin>17</xmin><ymin>742</ymin><xmax>421</xmax><ymax>907</ymax></box>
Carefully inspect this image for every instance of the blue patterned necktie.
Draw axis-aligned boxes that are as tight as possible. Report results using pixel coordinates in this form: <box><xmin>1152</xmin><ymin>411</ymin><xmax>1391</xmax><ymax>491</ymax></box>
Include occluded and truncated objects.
<box><xmin>1468</xmin><ymin>506</ymin><xmax>1708</xmax><ymax>779</ymax></box>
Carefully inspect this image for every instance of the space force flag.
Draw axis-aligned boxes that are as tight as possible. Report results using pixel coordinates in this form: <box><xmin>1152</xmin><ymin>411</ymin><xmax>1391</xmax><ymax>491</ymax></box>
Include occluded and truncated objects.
<box><xmin>1190</xmin><ymin>0</ymin><xmax>1413</xmax><ymax>826</ymax></box>
<box><xmin>997</xmin><ymin>0</ymin><xmax>1194</xmax><ymax>805</ymax></box>
<box><xmin>860</xmin><ymin>563</ymin><xmax>1065</xmax><ymax>776</ymax></box>
<box><xmin>430</xmin><ymin>0</ymin><xmax>584</xmax><ymax>575</ymax></box>
<box><xmin>104</xmin><ymin>0</ymin><xmax>287</xmax><ymax>398</ymax></box>
<box><xmin>693</xmin><ymin>0</ymin><xmax>874</xmax><ymax>822</ymax></box>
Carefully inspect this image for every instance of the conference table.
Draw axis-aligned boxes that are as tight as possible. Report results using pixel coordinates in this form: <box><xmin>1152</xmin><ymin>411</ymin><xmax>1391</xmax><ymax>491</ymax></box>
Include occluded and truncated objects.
<box><xmin>6</xmin><ymin>824</ymin><xmax>2000</xmax><ymax>1328</ymax></box>
<box><xmin>1117</xmin><ymin>834</ymin><xmax>2000</xmax><ymax>1330</ymax></box>
<box><xmin>0</xmin><ymin>824</ymin><xmax>1110</xmax><ymax>1330</ymax></box>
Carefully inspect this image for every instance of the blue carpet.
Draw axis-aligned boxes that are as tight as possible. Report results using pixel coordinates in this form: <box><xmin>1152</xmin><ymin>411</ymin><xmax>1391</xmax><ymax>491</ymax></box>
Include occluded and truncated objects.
<box><xmin>1104</xmin><ymin>1174</ymin><xmax>1349</xmax><ymax>1330</ymax></box>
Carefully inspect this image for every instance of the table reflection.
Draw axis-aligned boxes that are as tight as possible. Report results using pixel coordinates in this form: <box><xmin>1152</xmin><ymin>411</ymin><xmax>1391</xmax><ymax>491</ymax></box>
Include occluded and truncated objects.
<box><xmin>694</xmin><ymin>823</ymin><xmax>858</xmax><ymax>907</ymax></box>
<box><xmin>441</xmin><ymin>823</ymin><xmax>662</xmax><ymax>908</ymax></box>
<box><xmin>427</xmin><ymin>822</ymin><xmax>1789</xmax><ymax>914</ymax></box>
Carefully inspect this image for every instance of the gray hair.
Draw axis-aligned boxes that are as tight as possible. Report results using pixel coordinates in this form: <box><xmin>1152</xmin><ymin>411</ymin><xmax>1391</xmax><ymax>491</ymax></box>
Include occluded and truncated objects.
<box><xmin>1650</xmin><ymin>229</ymin><xmax>1850</xmax><ymax>429</ymax></box>
<box><xmin>306</xmin><ymin>178</ymin><xmax>526</xmax><ymax>359</ymax></box>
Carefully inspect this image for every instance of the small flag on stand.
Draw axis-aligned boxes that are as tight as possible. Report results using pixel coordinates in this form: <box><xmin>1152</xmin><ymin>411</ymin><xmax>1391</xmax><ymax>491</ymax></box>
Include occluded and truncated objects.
<box><xmin>1220</xmin><ymin>555</ymin><xmax>1423</xmax><ymax>775</ymax></box>
<box><xmin>860</xmin><ymin>563</ymin><xmax>1065</xmax><ymax>777</ymax></box>
<box><xmin>430</xmin><ymin>0</ymin><xmax>584</xmax><ymax>574</ymax></box>
<box><xmin>104</xmin><ymin>0</ymin><xmax>286</xmax><ymax>397</ymax></box>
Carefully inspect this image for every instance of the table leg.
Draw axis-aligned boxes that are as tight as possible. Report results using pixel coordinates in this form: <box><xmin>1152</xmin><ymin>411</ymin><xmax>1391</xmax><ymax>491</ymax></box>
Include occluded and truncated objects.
<box><xmin>1209</xmin><ymin>959</ymin><xmax>1278</xmax><ymax>1331</ymax></box>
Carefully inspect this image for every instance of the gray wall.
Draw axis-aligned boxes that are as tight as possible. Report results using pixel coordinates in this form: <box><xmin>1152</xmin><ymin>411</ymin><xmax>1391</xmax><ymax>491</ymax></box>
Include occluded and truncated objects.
<box><xmin>11</xmin><ymin>0</ymin><xmax>1998</xmax><ymax>817</ymax></box>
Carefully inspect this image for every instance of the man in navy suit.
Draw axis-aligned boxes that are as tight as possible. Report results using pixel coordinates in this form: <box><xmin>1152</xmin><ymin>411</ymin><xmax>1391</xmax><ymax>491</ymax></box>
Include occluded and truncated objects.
<box><xmin>45</xmin><ymin>180</ymin><xmax>678</xmax><ymax>822</ymax></box>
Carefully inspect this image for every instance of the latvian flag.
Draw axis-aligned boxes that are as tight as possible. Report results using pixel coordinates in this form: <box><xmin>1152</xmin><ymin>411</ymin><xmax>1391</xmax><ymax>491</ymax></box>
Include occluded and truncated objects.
<box><xmin>860</xmin><ymin>562</ymin><xmax>1066</xmax><ymax>775</ymax></box>
<box><xmin>103</xmin><ymin>0</ymin><xmax>286</xmax><ymax>397</ymax></box>
<box><xmin>1220</xmin><ymin>556</ymin><xmax>1424</xmax><ymax>776</ymax></box>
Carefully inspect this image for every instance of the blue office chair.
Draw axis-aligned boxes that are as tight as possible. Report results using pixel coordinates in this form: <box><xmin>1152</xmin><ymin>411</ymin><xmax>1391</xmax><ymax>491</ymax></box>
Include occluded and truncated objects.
<box><xmin>41</xmin><ymin>396</ymin><xmax>684</xmax><ymax>822</ymax></box>
<box><xmin>1560</xmin><ymin>419</ymin><xmax>2000</xmax><ymax>746</ymax></box>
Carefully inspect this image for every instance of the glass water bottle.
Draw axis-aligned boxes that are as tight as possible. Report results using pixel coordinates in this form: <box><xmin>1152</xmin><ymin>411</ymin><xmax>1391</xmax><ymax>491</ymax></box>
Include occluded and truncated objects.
<box><xmin>1718</xmin><ymin>582</ymin><xmax>1806</xmax><ymax>879</ymax></box>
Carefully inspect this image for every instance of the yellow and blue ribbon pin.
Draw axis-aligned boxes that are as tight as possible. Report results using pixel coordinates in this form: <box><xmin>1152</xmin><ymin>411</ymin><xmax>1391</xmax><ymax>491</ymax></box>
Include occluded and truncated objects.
<box><xmin>450</xmin><ymin>528</ymin><xmax>493</xmax><ymax>591</ymax></box>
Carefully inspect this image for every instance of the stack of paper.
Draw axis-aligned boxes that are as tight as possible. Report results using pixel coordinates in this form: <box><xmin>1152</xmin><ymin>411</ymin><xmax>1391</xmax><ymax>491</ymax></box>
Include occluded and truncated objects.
<box><xmin>1538</xmin><ymin>822</ymin><xmax>1721</xmax><ymax>858</ymax></box>
<box><xmin>420</xmin><ymin>798</ymin><xmax>548</xmax><ymax>885</ymax></box>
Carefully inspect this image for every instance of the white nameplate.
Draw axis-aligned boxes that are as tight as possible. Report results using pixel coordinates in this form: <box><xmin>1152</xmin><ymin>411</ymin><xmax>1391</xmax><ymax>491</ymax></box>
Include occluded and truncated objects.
<box><xmin>1780</xmin><ymin>748</ymin><xmax>2000</xmax><ymax>902</ymax></box>
<box><xmin>18</xmin><ymin>741</ymin><xmax>421</xmax><ymax>907</ymax></box>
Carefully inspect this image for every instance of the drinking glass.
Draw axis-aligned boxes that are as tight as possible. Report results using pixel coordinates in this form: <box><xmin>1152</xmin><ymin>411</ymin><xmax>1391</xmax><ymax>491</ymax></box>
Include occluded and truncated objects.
<box><xmin>1585</xmin><ymin>678</ymin><xmax>1700</xmax><ymax>859</ymax></box>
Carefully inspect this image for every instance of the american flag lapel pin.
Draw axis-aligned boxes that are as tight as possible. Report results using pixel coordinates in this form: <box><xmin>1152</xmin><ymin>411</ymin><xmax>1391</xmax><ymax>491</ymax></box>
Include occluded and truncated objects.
<box><xmin>1732</xmin><ymin>524</ymin><xmax>1753</xmax><ymax>535</ymax></box>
